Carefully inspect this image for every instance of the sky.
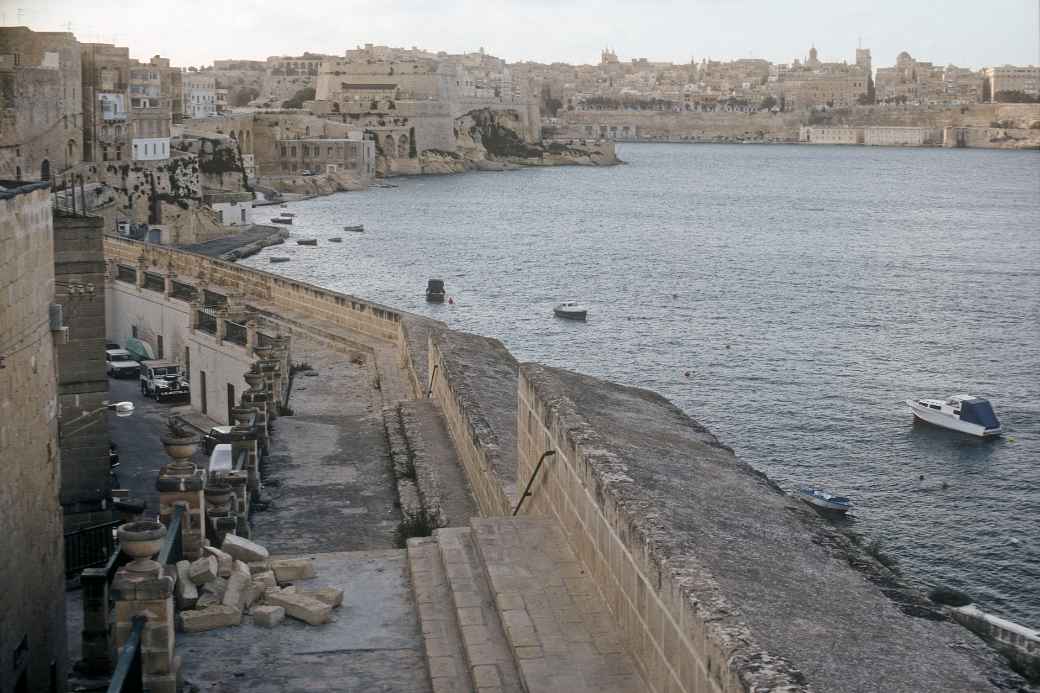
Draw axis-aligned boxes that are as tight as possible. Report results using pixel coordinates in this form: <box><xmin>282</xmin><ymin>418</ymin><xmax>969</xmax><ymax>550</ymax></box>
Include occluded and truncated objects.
<box><xmin>3</xmin><ymin>0</ymin><xmax>1038</xmax><ymax>70</ymax></box>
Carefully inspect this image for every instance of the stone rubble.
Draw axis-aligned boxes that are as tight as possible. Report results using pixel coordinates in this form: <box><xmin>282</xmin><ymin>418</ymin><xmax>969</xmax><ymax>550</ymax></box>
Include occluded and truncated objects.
<box><xmin>252</xmin><ymin>605</ymin><xmax>285</xmax><ymax>628</ymax></box>
<box><xmin>264</xmin><ymin>590</ymin><xmax>332</xmax><ymax>626</ymax></box>
<box><xmin>174</xmin><ymin>560</ymin><xmax>199</xmax><ymax>609</ymax></box>
<box><xmin>302</xmin><ymin>587</ymin><xmax>344</xmax><ymax>608</ymax></box>
<box><xmin>203</xmin><ymin>546</ymin><xmax>233</xmax><ymax>578</ymax></box>
<box><xmin>221</xmin><ymin>534</ymin><xmax>270</xmax><ymax>563</ymax></box>
<box><xmin>270</xmin><ymin>558</ymin><xmax>316</xmax><ymax>583</ymax></box>
<box><xmin>181</xmin><ymin>605</ymin><xmax>243</xmax><ymax>633</ymax></box>
<box><xmin>187</xmin><ymin>556</ymin><xmax>219</xmax><ymax>585</ymax></box>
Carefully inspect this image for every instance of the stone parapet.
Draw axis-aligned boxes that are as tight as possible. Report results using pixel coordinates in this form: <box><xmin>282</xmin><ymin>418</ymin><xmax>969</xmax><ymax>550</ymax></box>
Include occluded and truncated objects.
<box><xmin>515</xmin><ymin>363</ymin><xmax>1012</xmax><ymax>693</ymax></box>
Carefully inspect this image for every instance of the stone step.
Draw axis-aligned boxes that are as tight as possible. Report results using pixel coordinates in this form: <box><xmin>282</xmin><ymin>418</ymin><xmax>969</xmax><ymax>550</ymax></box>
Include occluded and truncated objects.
<box><xmin>407</xmin><ymin>537</ymin><xmax>473</xmax><ymax>693</ymax></box>
<box><xmin>436</xmin><ymin>527</ymin><xmax>524</xmax><ymax>693</ymax></box>
<box><xmin>471</xmin><ymin>517</ymin><xmax>646</xmax><ymax>693</ymax></box>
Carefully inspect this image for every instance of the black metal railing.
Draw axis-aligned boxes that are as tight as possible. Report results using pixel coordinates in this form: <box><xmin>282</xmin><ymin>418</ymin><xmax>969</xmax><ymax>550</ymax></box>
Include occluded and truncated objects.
<box><xmin>513</xmin><ymin>450</ymin><xmax>557</xmax><ymax>516</ymax></box>
<box><xmin>156</xmin><ymin>505</ymin><xmax>184</xmax><ymax>565</ymax></box>
<box><xmin>142</xmin><ymin>272</ymin><xmax>165</xmax><ymax>293</ymax></box>
<box><xmin>203</xmin><ymin>289</ymin><xmax>227</xmax><ymax>309</ymax></box>
<box><xmin>116</xmin><ymin>265</ymin><xmax>137</xmax><ymax>284</ymax></box>
<box><xmin>197</xmin><ymin>311</ymin><xmax>217</xmax><ymax>335</ymax></box>
<box><xmin>224</xmin><ymin>321</ymin><xmax>247</xmax><ymax>346</ymax></box>
<box><xmin>107</xmin><ymin>615</ymin><xmax>145</xmax><ymax>693</ymax></box>
<box><xmin>256</xmin><ymin>332</ymin><xmax>273</xmax><ymax>348</ymax></box>
<box><xmin>170</xmin><ymin>281</ymin><xmax>197</xmax><ymax>302</ymax></box>
<box><xmin>65</xmin><ymin>520</ymin><xmax>120</xmax><ymax>575</ymax></box>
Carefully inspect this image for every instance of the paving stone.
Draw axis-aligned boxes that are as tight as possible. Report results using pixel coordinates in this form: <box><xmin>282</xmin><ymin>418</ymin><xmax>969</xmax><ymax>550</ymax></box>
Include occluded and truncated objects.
<box><xmin>188</xmin><ymin>556</ymin><xmax>218</xmax><ymax>585</ymax></box>
<box><xmin>221</xmin><ymin>534</ymin><xmax>270</xmax><ymax>563</ymax></box>
<box><xmin>180</xmin><ymin>605</ymin><xmax>241</xmax><ymax>632</ymax></box>
<box><xmin>265</xmin><ymin>589</ymin><xmax>331</xmax><ymax>625</ymax></box>
<box><xmin>252</xmin><ymin>605</ymin><xmax>285</xmax><ymax>628</ymax></box>
<box><xmin>471</xmin><ymin>517</ymin><xmax>647</xmax><ymax>693</ymax></box>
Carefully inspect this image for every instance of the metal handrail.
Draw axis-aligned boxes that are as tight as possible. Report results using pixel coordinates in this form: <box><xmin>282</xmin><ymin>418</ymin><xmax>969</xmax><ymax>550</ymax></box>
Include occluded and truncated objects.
<box><xmin>107</xmin><ymin>615</ymin><xmax>146</xmax><ymax>693</ymax></box>
<box><xmin>512</xmin><ymin>450</ymin><xmax>556</xmax><ymax>516</ymax></box>
<box><xmin>425</xmin><ymin>364</ymin><xmax>439</xmax><ymax>398</ymax></box>
<box><xmin>155</xmin><ymin>505</ymin><xmax>184</xmax><ymax>565</ymax></box>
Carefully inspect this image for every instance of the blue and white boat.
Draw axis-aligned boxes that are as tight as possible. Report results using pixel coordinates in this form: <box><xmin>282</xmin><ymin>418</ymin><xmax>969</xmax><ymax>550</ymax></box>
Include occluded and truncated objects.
<box><xmin>905</xmin><ymin>394</ymin><xmax>1002</xmax><ymax>437</ymax></box>
<box><xmin>799</xmin><ymin>488</ymin><xmax>852</xmax><ymax>513</ymax></box>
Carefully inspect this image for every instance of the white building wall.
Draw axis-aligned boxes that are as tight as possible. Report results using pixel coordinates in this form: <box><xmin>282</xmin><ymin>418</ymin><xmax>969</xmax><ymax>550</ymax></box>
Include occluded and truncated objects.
<box><xmin>211</xmin><ymin>200</ymin><xmax>253</xmax><ymax>226</ymax></box>
<box><xmin>132</xmin><ymin>137</ymin><xmax>170</xmax><ymax>160</ymax></box>
<box><xmin>106</xmin><ymin>278</ymin><xmax>253</xmax><ymax>425</ymax></box>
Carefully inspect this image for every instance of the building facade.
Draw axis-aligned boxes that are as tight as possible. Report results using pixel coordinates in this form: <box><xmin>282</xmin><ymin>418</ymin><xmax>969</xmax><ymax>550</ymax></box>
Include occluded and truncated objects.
<box><xmin>184</xmin><ymin>73</ymin><xmax>217</xmax><ymax>118</ymax></box>
<box><xmin>0</xmin><ymin>180</ymin><xmax>67</xmax><ymax>693</ymax></box>
<box><xmin>0</xmin><ymin>28</ymin><xmax>83</xmax><ymax>181</ymax></box>
<box><xmin>129</xmin><ymin>58</ymin><xmax>172</xmax><ymax>160</ymax></box>
<box><xmin>984</xmin><ymin>65</ymin><xmax>1040</xmax><ymax>101</ymax></box>
<box><xmin>81</xmin><ymin>42</ymin><xmax>131</xmax><ymax>162</ymax></box>
<box><xmin>275</xmin><ymin>137</ymin><xmax>376</xmax><ymax>178</ymax></box>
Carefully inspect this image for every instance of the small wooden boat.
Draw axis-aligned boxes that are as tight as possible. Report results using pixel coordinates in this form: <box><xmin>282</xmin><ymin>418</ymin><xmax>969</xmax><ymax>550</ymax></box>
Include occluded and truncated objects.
<box><xmin>328</xmin><ymin>237</ymin><xmax>342</xmax><ymax>243</ymax></box>
<box><xmin>270</xmin><ymin>217</ymin><xmax>292</xmax><ymax>225</ymax></box>
<box><xmin>799</xmin><ymin>488</ymin><xmax>851</xmax><ymax>513</ymax></box>
<box><xmin>344</xmin><ymin>224</ymin><xmax>364</xmax><ymax>233</ymax></box>
<box><xmin>269</xmin><ymin>256</ymin><xmax>291</xmax><ymax>263</ymax></box>
<box><xmin>553</xmin><ymin>302</ymin><xmax>588</xmax><ymax>321</ymax></box>
<box><xmin>296</xmin><ymin>238</ymin><xmax>317</xmax><ymax>246</ymax></box>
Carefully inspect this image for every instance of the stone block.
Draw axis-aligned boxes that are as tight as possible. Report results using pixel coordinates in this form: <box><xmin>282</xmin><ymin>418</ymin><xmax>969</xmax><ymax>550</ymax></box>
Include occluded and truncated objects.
<box><xmin>232</xmin><ymin>559</ymin><xmax>251</xmax><ymax>577</ymax></box>
<box><xmin>222</xmin><ymin>572</ymin><xmax>251</xmax><ymax>611</ymax></box>
<box><xmin>203</xmin><ymin>545</ymin><xmax>233</xmax><ymax>577</ymax></box>
<box><xmin>195</xmin><ymin>593</ymin><xmax>221</xmax><ymax>609</ymax></box>
<box><xmin>247</xmin><ymin>560</ymin><xmax>271</xmax><ymax>574</ymax></box>
<box><xmin>302</xmin><ymin>587</ymin><xmax>344</xmax><ymax>608</ymax></box>
<box><xmin>221</xmin><ymin>534</ymin><xmax>269</xmax><ymax>563</ymax></box>
<box><xmin>265</xmin><ymin>590</ymin><xmax>331</xmax><ymax>626</ymax></box>
<box><xmin>252</xmin><ymin>605</ymin><xmax>285</xmax><ymax>628</ymax></box>
<box><xmin>174</xmin><ymin>561</ymin><xmax>198</xmax><ymax>610</ymax></box>
<box><xmin>252</xmin><ymin>571</ymin><xmax>277</xmax><ymax>591</ymax></box>
<box><xmin>188</xmin><ymin>556</ymin><xmax>219</xmax><ymax>585</ymax></box>
<box><xmin>180</xmin><ymin>605</ymin><xmax>242</xmax><ymax>632</ymax></box>
<box><xmin>201</xmin><ymin>577</ymin><xmax>227</xmax><ymax>599</ymax></box>
<box><xmin>270</xmin><ymin>557</ymin><xmax>316</xmax><ymax>583</ymax></box>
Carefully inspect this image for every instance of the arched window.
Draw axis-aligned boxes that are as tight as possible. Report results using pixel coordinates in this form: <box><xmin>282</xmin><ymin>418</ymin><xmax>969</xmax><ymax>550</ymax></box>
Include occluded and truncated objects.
<box><xmin>15</xmin><ymin>165</ymin><xmax>21</xmax><ymax>180</ymax></box>
<box><xmin>41</xmin><ymin>159</ymin><xmax>51</xmax><ymax>180</ymax></box>
<box><xmin>384</xmin><ymin>134</ymin><xmax>396</xmax><ymax>159</ymax></box>
<box><xmin>399</xmin><ymin>134</ymin><xmax>409</xmax><ymax>157</ymax></box>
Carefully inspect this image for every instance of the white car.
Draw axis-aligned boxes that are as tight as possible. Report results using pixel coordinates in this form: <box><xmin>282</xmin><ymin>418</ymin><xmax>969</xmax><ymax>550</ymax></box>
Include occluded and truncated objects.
<box><xmin>105</xmin><ymin>349</ymin><xmax>140</xmax><ymax>378</ymax></box>
<box><xmin>140</xmin><ymin>360</ymin><xmax>190</xmax><ymax>401</ymax></box>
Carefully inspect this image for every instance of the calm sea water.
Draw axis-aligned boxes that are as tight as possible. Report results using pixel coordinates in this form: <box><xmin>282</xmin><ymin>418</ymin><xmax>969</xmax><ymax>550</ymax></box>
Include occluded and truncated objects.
<box><xmin>244</xmin><ymin>143</ymin><xmax>1040</xmax><ymax>625</ymax></box>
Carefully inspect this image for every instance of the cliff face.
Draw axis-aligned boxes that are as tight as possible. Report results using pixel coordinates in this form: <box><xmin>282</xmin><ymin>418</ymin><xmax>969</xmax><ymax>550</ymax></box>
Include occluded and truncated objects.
<box><xmin>458</xmin><ymin>108</ymin><xmax>621</xmax><ymax>167</ymax></box>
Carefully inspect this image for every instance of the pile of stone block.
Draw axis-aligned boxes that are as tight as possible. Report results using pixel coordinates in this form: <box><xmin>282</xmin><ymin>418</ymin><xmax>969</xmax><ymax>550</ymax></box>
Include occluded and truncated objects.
<box><xmin>174</xmin><ymin>534</ymin><xmax>343</xmax><ymax>633</ymax></box>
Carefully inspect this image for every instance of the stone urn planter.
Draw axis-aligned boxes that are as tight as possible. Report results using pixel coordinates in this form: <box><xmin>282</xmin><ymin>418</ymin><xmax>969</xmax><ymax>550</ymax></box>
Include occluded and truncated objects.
<box><xmin>118</xmin><ymin>521</ymin><xmax>167</xmax><ymax>573</ymax></box>
<box><xmin>253</xmin><ymin>345</ymin><xmax>274</xmax><ymax>361</ymax></box>
<box><xmin>161</xmin><ymin>431</ymin><xmax>201</xmax><ymax>466</ymax></box>
<box><xmin>243</xmin><ymin>370</ymin><xmax>264</xmax><ymax>390</ymax></box>
<box><xmin>204</xmin><ymin>481</ymin><xmax>233</xmax><ymax>509</ymax></box>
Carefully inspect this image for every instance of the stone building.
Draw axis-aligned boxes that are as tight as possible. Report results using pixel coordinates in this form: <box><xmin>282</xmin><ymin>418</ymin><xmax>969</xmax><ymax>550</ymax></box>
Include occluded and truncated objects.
<box><xmin>275</xmin><ymin>136</ymin><xmax>375</xmax><ymax>178</ymax></box>
<box><xmin>983</xmin><ymin>65</ymin><xmax>1040</xmax><ymax>101</ymax></box>
<box><xmin>778</xmin><ymin>47</ymin><xmax>870</xmax><ymax>110</ymax></box>
<box><xmin>81</xmin><ymin>42</ymin><xmax>132</xmax><ymax>163</ymax></box>
<box><xmin>872</xmin><ymin>51</ymin><xmax>973</xmax><ymax>105</ymax></box>
<box><xmin>0</xmin><ymin>179</ymin><xmax>67</xmax><ymax>693</ymax></box>
<box><xmin>129</xmin><ymin>56</ymin><xmax>174</xmax><ymax>160</ymax></box>
<box><xmin>0</xmin><ymin>27</ymin><xmax>83</xmax><ymax>181</ymax></box>
<box><xmin>184</xmin><ymin>72</ymin><xmax>217</xmax><ymax>118</ymax></box>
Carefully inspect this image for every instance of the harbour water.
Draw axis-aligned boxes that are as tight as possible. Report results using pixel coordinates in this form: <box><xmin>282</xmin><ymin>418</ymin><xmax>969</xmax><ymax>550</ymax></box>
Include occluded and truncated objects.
<box><xmin>243</xmin><ymin>143</ymin><xmax>1040</xmax><ymax>625</ymax></box>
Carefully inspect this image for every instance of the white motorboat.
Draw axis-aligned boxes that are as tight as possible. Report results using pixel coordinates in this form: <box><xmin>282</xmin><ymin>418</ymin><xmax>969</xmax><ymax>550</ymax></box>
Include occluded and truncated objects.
<box><xmin>799</xmin><ymin>488</ymin><xmax>852</xmax><ymax>513</ymax></box>
<box><xmin>553</xmin><ymin>302</ymin><xmax>588</xmax><ymax>321</ymax></box>
<box><xmin>905</xmin><ymin>394</ymin><xmax>1002</xmax><ymax>437</ymax></box>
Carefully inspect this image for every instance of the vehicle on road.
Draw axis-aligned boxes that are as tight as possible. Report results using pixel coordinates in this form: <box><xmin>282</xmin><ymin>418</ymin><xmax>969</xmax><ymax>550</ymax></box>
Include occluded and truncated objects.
<box><xmin>106</xmin><ymin>349</ymin><xmax>141</xmax><ymax>378</ymax></box>
<box><xmin>140</xmin><ymin>360</ymin><xmax>190</xmax><ymax>401</ymax></box>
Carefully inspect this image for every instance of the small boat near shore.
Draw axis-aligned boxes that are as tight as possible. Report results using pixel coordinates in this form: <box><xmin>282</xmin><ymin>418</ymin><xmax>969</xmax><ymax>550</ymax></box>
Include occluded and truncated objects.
<box><xmin>906</xmin><ymin>395</ymin><xmax>1002</xmax><ymax>437</ymax></box>
<box><xmin>553</xmin><ymin>302</ymin><xmax>588</xmax><ymax>321</ymax></box>
<box><xmin>799</xmin><ymin>488</ymin><xmax>852</xmax><ymax>513</ymax></box>
<box><xmin>328</xmin><ymin>237</ymin><xmax>342</xmax><ymax>243</ymax></box>
<box><xmin>270</xmin><ymin>217</ymin><xmax>292</xmax><ymax>224</ymax></box>
<box><xmin>344</xmin><ymin>224</ymin><xmax>364</xmax><ymax>233</ymax></box>
<box><xmin>296</xmin><ymin>238</ymin><xmax>317</xmax><ymax>246</ymax></box>
<box><xmin>426</xmin><ymin>279</ymin><xmax>446</xmax><ymax>303</ymax></box>
<box><xmin>269</xmin><ymin>256</ymin><xmax>291</xmax><ymax>263</ymax></box>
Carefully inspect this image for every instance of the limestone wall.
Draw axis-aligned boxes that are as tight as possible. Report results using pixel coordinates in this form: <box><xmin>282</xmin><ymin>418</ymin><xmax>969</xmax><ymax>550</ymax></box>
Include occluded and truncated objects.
<box><xmin>427</xmin><ymin>330</ymin><xmax>518</xmax><ymax>517</ymax></box>
<box><xmin>53</xmin><ymin>213</ymin><xmax>110</xmax><ymax>522</ymax></box>
<box><xmin>0</xmin><ymin>181</ymin><xmax>67</xmax><ymax>693</ymax></box>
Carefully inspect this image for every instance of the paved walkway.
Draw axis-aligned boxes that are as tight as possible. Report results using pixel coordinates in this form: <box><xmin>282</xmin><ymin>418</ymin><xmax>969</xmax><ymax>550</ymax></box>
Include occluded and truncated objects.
<box><xmin>252</xmin><ymin>338</ymin><xmax>401</xmax><ymax>553</ymax></box>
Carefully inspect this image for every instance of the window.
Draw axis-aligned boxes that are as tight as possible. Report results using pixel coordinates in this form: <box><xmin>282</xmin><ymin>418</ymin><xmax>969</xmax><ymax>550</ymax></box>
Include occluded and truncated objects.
<box><xmin>157</xmin><ymin>335</ymin><xmax>164</xmax><ymax>359</ymax></box>
<box><xmin>131</xmin><ymin>326</ymin><xmax>138</xmax><ymax>338</ymax></box>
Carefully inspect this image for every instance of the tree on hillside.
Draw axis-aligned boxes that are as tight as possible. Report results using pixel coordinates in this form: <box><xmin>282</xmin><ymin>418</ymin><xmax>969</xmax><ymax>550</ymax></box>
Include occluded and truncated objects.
<box><xmin>282</xmin><ymin>87</ymin><xmax>316</xmax><ymax>109</ymax></box>
<box><xmin>232</xmin><ymin>87</ymin><xmax>260</xmax><ymax>107</ymax></box>
<box><xmin>994</xmin><ymin>90</ymin><xmax>1039</xmax><ymax>103</ymax></box>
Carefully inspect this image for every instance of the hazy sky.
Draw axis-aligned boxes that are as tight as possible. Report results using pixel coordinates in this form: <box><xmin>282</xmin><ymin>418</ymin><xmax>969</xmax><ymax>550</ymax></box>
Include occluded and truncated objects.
<box><xmin>4</xmin><ymin>0</ymin><xmax>1038</xmax><ymax>70</ymax></box>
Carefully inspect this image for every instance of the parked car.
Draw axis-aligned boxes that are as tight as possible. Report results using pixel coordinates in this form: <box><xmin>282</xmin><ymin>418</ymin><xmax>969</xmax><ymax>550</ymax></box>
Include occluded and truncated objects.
<box><xmin>301</xmin><ymin>169</ymin><xmax>316</xmax><ymax>176</ymax></box>
<box><xmin>203</xmin><ymin>426</ymin><xmax>235</xmax><ymax>454</ymax></box>
<box><xmin>139</xmin><ymin>360</ymin><xmax>190</xmax><ymax>401</ymax></box>
<box><xmin>105</xmin><ymin>349</ymin><xmax>141</xmax><ymax>378</ymax></box>
<box><xmin>106</xmin><ymin>341</ymin><xmax>121</xmax><ymax>351</ymax></box>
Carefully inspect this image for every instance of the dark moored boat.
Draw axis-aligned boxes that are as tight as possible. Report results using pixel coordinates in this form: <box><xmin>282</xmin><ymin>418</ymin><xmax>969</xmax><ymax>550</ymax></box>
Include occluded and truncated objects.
<box><xmin>344</xmin><ymin>224</ymin><xmax>364</xmax><ymax>233</ymax></box>
<box><xmin>269</xmin><ymin>256</ymin><xmax>291</xmax><ymax>263</ymax></box>
<box><xmin>270</xmin><ymin>216</ymin><xmax>292</xmax><ymax>224</ymax></box>
<box><xmin>328</xmin><ymin>237</ymin><xmax>342</xmax><ymax>243</ymax></box>
<box><xmin>296</xmin><ymin>238</ymin><xmax>317</xmax><ymax>246</ymax></box>
<box><xmin>426</xmin><ymin>279</ymin><xmax>446</xmax><ymax>303</ymax></box>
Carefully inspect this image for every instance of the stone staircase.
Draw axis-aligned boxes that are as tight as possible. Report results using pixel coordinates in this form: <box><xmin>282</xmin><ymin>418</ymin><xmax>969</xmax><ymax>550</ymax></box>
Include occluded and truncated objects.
<box><xmin>407</xmin><ymin>517</ymin><xmax>646</xmax><ymax>693</ymax></box>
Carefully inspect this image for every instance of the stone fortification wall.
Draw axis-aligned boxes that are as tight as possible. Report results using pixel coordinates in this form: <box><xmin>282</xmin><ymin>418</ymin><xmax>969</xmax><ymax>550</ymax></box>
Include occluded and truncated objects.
<box><xmin>556</xmin><ymin>103</ymin><xmax>1040</xmax><ymax>144</ymax></box>
<box><xmin>104</xmin><ymin>236</ymin><xmax>403</xmax><ymax>345</ymax></box>
<box><xmin>427</xmin><ymin>330</ymin><xmax>518</xmax><ymax>517</ymax></box>
<box><xmin>515</xmin><ymin>363</ymin><xmax>1016</xmax><ymax>693</ymax></box>
<box><xmin>0</xmin><ymin>181</ymin><xmax>67</xmax><ymax>693</ymax></box>
<box><xmin>53</xmin><ymin>213</ymin><xmax>110</xmax><ymax>524</ymax></box>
